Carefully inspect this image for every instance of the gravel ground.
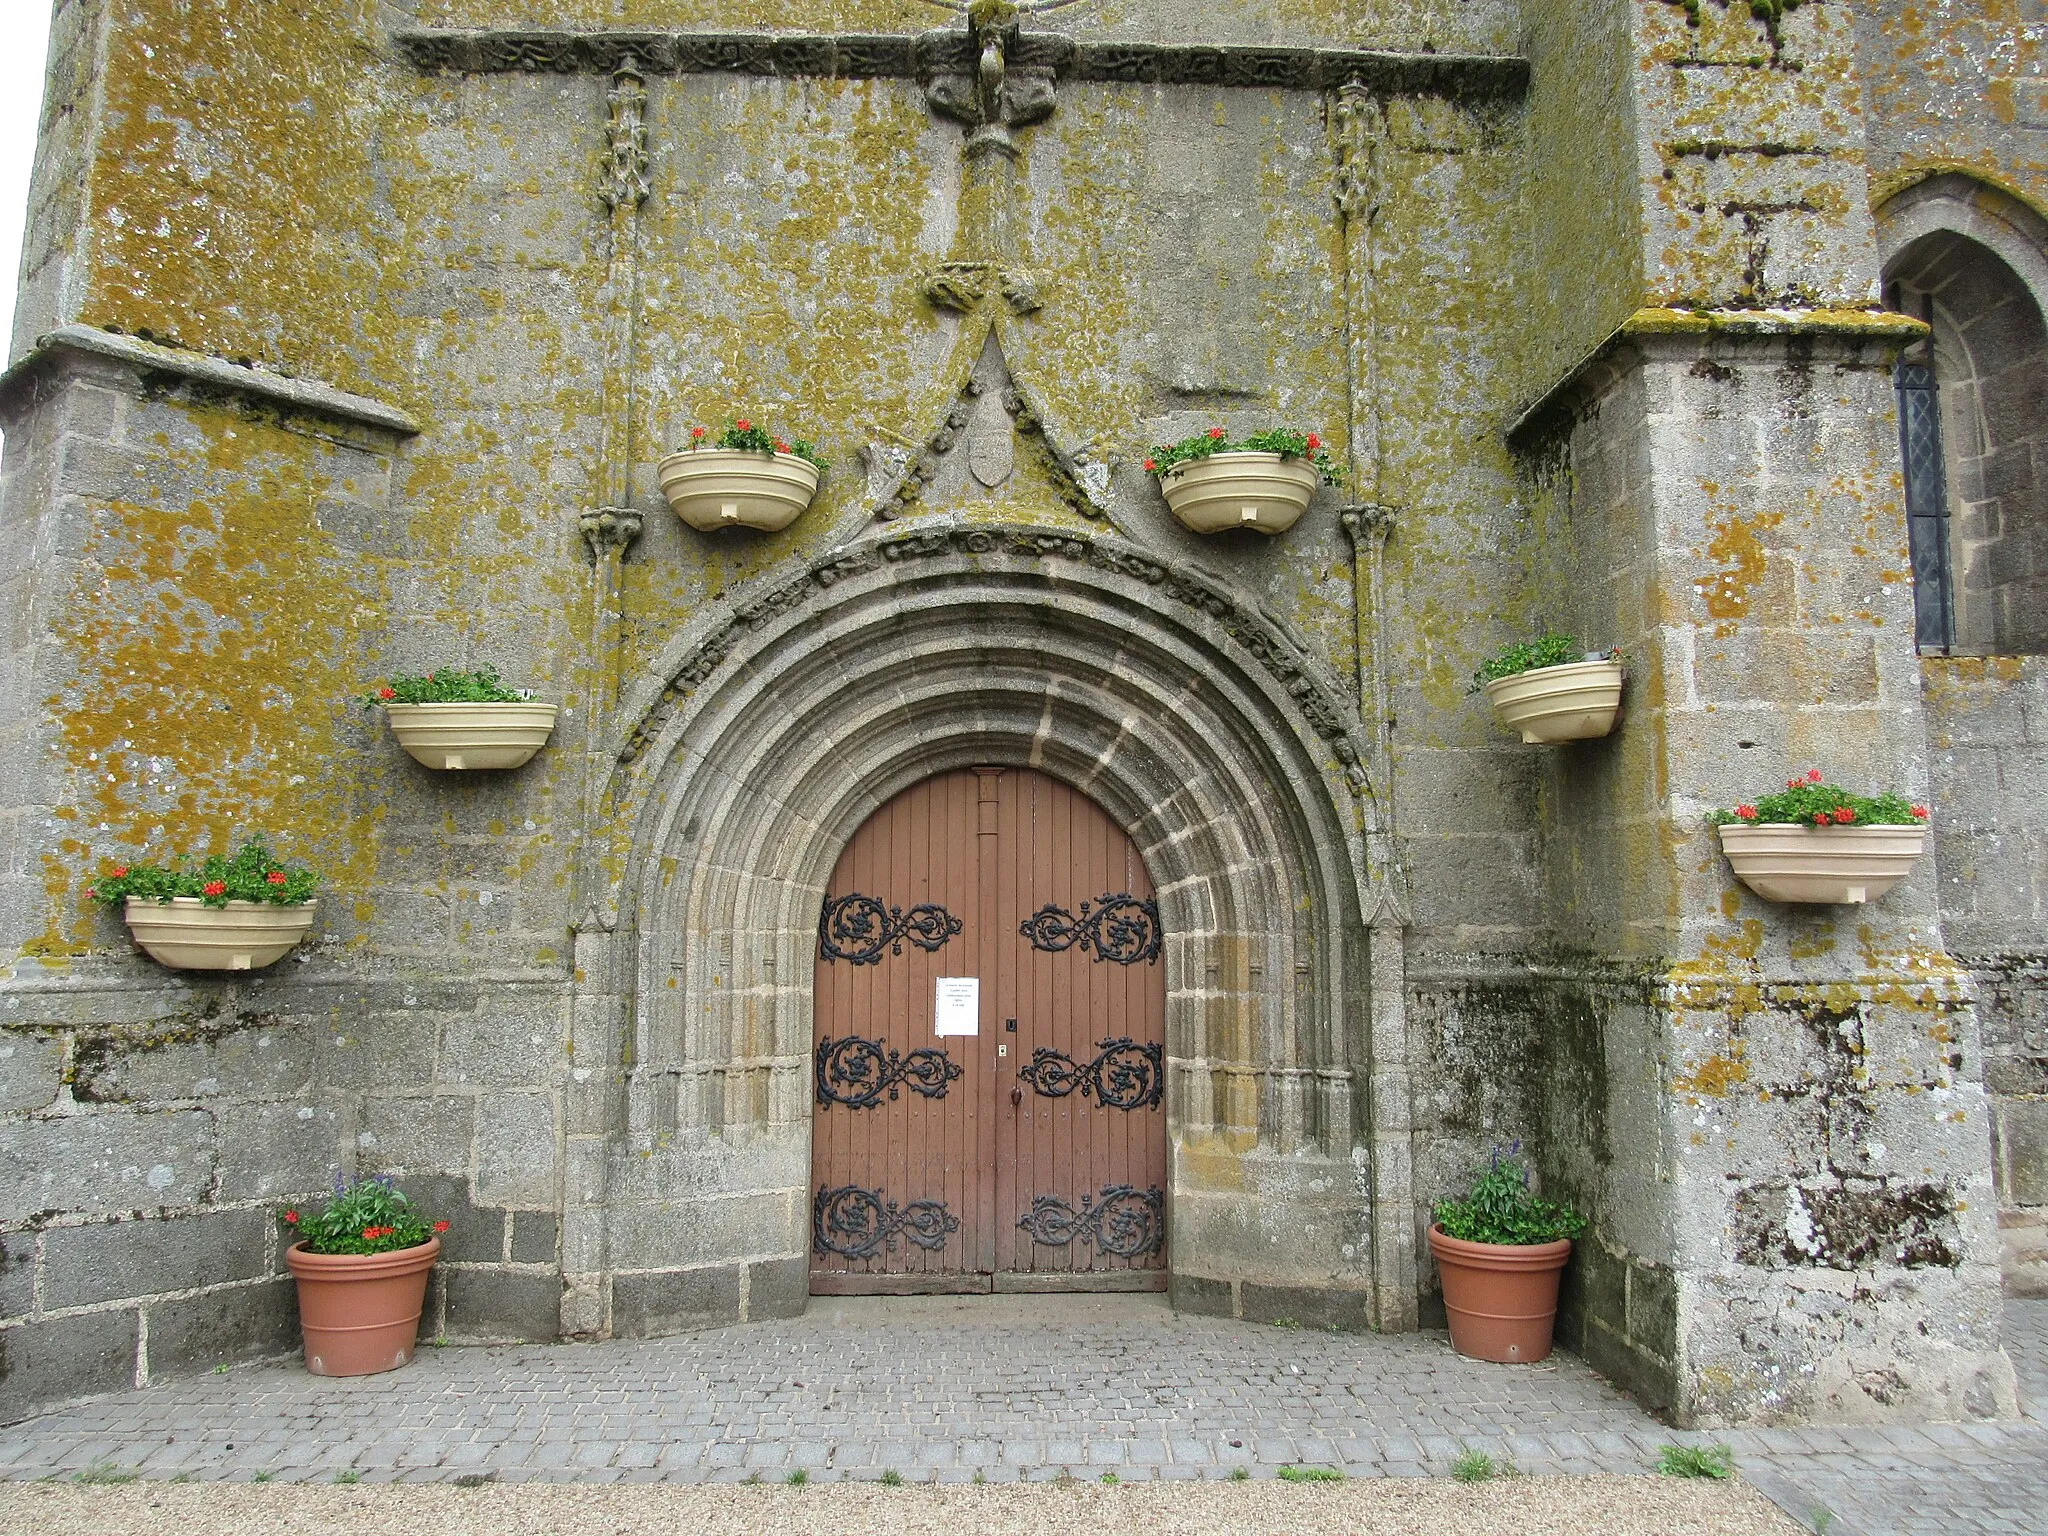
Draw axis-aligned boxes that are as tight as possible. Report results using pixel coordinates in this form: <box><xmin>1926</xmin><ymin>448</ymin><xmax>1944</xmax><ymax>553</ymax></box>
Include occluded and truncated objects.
<box><xmin>0</xmin><ymin>1476</ymin><xmax>1804</xmax><ymax>1536</ymax></box>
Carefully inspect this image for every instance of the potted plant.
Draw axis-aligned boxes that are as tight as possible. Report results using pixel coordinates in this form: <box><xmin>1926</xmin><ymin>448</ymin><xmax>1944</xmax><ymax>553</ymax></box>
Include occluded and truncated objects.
<box><xmin>657</xmin><ymin>418</ymin><xmax>826</xmax><ymax>532</ymax></box>
<box><xmin>281</xmin><ymin>1175</ymin><xmax>449</xmax><ymax>1377</ymax></box>
<box><xmin>1471</xmin><ymin>634</ymin><xmax>1625</xmax><ymax>744</ymax></box>
<box><xmin>1709</xmin><ymin>769</ymin><xmax>1930</xmax><ymax>905</ymax></box>
<box><xmin>1429</xmin><ymin>1145</ymin><xmax>1585</xmax><ymax>1363</ymax></box>
<box><xmin>1144</xmin><ymin>427</ymin><xmax>1341</xmax><ymax>535</ymax></box>
<box><xmin>88</xmin><ymin>838</ymin><xmax>319</xmax><ymax>971</ymax></box>
<box><xmin>371</xmin><ymin>665</ymin><xmax>558</xmax><ymax>771</ymax></box>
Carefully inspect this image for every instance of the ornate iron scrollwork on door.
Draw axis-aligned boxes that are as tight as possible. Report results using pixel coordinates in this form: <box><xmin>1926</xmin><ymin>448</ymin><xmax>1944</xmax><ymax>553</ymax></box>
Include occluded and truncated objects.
<box><xmin>818</xmin><ymin>892</ymin><xmax>964</xmax><ymax>964</ymax></box>
<box><xmin>812</xmin><ymin>1184</ymin><xmax>961</xmax><ymax>1259</ymax></box>
<box><xmin>1018</xmin><ymin>1037</ymin><xmax>1163</xmax><ymax>1110</ymax></box>
<box><xmin>1017</xmin><ymin>892</ymin><xmax>1161</xmax><ymax>964</ymax></box>
<box><xmin>1017</xmin><ymin>1184</ymin><xmax>1165</xmax><ymax>1258</ymax></box>
<box><xmin>815</xmin><ymin>1035</ymin><xmax>965</xmax><ymax>1109</ymax></box>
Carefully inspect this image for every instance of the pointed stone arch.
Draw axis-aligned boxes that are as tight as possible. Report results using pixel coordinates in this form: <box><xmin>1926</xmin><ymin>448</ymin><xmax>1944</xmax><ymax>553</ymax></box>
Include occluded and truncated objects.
<box><xmin>562</xmin><ymin>522</ymin><xmax>1414</xmax><ymax>1338</ymax></box>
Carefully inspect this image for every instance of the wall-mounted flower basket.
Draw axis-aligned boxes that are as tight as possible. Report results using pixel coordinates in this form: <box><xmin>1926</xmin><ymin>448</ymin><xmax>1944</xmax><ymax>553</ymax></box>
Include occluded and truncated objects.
<box><xmin>1158</xmin><ymin>452</ymin><xmax>1319</xmax><ymax>535</ymax></box>
<box><xmin>1470</xmin><ymin>636</ymin><xmax>1623</xmax><ymax>744</ymax></box>
<box><xmin>658</xmin><ymin>420</ymin><xmax>825</xmax><ymax>533</ymax></box>
<box><xmin>1716</xmin><ymin>824</ymin><xmax>1927</xmax><ymax>905</ymax></box>
<box><xmin>385</xmin><ymin>703</ymin><xmax>558</xmax><ymax>771</ymax></box>
<box><xmin>1146</xmin><ymin>428</ymin><xmax>1338</xmax><ymax>536</ymax></box>
<box><xmin>1483</xmin><ymin>660</ymin><xmax>1625</xmax><ymax>744</ymax></box>
<box><xmin>124</xmin><ymin>897</ymin><xmax>317</xmax><ymax>971</ymax></box>
<box><xmin>88</xmin><ymin>840</ymin><xmax>320</xmax><ymax>972</ymax></box>
<box><xmin>1711</xmin><ymin>772</ymin><xmax>1930</xmax><ymax>904</ymax></box>
<box><xmin>369</xmin><ymin>667</ymin><xmax>555</xmax><ymax>771</ymax></box>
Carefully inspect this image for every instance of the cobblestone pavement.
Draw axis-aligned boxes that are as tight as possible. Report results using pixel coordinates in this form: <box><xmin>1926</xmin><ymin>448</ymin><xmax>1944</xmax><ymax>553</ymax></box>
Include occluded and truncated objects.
<box><xmin>0</xmin><ymin>1293</ymin><xmax>2039</xmax><ymax>1536</ymax></box>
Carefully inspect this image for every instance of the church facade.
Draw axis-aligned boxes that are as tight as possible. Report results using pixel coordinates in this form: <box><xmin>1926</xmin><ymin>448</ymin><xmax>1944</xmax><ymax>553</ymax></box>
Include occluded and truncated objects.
<box><xmin>0</xmin><ymin>0</ymin><xmax>2041</xmax><ymax>1428</ymax></box>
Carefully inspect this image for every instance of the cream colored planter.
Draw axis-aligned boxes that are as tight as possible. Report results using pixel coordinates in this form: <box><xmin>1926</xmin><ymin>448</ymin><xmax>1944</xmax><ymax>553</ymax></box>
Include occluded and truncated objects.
<box><xmin>124</xmin><ymin>897</ymin><xmax>317</xmax><ymax>971</ymax></box>
<box><xmin>1718</xmin><ymin>822</ymin><xmax>1927</xmax><ymax>905</ymax></box>
<box><xmin>1483</xmin><ymin>659</ymin><xmax>1625</xmax><ymax>744</ymax></box>
<box><xmin>1158</xmin><ymin>451</ymin><xmax>1319</xmax><ymax>535</ymax></box>
<box><xmin>385</xmin><ymin>702</ymin><xmax>558</xmax><ymax>771</ymax></box>
<box><xmin>657</xmin><ymin>448</ymin><xmax>820</xmax><ymax>533</ymax></box>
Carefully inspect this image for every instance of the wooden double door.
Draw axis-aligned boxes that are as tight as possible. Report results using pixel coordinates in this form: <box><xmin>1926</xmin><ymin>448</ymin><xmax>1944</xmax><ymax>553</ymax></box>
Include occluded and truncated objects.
<box><xmin>809</xmin><ymin>767</ymin><xmax>1168</xmax><ymax>1292</ymax></box>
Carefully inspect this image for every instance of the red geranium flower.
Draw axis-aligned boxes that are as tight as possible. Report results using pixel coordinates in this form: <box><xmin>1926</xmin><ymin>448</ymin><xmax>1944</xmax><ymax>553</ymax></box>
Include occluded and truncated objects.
<box><xmin>85</xmin><ymin>888</ymin><xmax>95</xmax><ymax>899</ymax></box>
<box><xmin>1787</xmin><ymin>778</ymin><xmax>1801</xmax><ymax>790</ymax></box>
<box><xmin>434</xmin><ymin>1220</ymin><xmax>450</xmax><ymax>1233</ymax></box>
<box><xmin>202</xmin><ymin>880</ymin><xmax>226</xmax><ymax>897</ymax></box>
<box><xmin>691</xmin><ymin>426</ymin><xmax>706</xmax><ymax>440</ymax></box>
<box><xmin>1142</xmin><ymin>458</ymin><xmax>1156</xmax><ymax>472</ymax></box>
<box><xmin>1911</xmin><ymin>804</ymin><xmax>1929</xmax><ymax>819</ymax></box>
<box><xmin>1834</xmin><ymin>806</ymin><xmax>1855</xmax><ymax>822</ymax></box>
<box><xmin>1807</xmin><ymin>768</ymin><xmax>1823</xmax><ymax>783</ymax></box>
<box><xmin>736</xmin><ymin>418</ymin><xmax>752</xmax><ymax>431</ymax></box>
<box><xmin>1207</xmin><ymin>427</ymin><xmax>1225</xmax><ymax>440</ymax></box>
<box><xmin>378</xmin><ymin>686</ymin><xmax>395</xmax><ymax>700</ymax></box>
<box><xmin>284</xmin><ymin>1210</ymin><xmax>299</xmax><ymax>1224</ymax></box>
<box><xmin>362</xmin><ymin>1226</ymin><xmax>379</xmax><ymax>1240</ymax></box>
<box><xmin>1735</xmin><ymin>804</ymin><xmax>1758</xmax><ymax>820</ymax></box>
<box><xmin>267</xmin><ymin>871</ymin><xmax>287</xmax><ymax>885</ymax></box>
<box><xmin>1306</xmin><ymin>433</ymin><xmax>1321</xmax><ymax>451</ymax></box>
<box><xmin>112</xmin><ymin>866</ymin><xmax>128</xmax><ymax>878</ymax></box>
<box><xmin>1812</xmin><ymin>811</ymin><xmax>1833</xmax><ymax>826</ymax></box>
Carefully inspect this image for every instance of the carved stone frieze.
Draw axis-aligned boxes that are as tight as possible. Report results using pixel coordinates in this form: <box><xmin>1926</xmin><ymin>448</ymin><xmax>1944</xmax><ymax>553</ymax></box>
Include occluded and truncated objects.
<box><xmin>393</xmin><ymin>29</ymin><xmax>1529</xmax><ymax>101</ymax></box>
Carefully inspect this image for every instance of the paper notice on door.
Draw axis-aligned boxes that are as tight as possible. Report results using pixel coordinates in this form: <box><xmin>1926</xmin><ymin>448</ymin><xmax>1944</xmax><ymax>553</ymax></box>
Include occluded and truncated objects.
<box><xmin>934</xmin><ymin>976</ymin><xmax>980</xmax><ymax>1036</ymax></box>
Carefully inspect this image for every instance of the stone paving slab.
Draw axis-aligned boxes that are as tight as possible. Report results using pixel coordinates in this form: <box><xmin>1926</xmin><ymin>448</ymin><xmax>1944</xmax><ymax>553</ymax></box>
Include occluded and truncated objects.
<box><xmin>0</xmin><ymin>1292</ymin><xmax>2037</xmax><ymax>1536</ymax></box>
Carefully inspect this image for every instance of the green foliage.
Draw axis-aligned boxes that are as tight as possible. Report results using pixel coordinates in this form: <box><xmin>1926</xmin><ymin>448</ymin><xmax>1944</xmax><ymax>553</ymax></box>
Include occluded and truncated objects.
<box><xmin>1276</xmin><ymin>1465</ymin><xmax>1343</xmax><ymax>1482</ymax></box>
<box><xmin>87</xmin><ymin>838</ymin><xmax>318</xmax><ymax>909</ymax></box>
<box><xmin>74</xmin><ymin>1461</ymin><xmax>139</xmax><ymax>1485</ymax></box>
<box><xmin>1143</xmin><ymin>426</ymin><xmax>1343</xmax><ymax>486</ymax></box>
<box><xmin>1229</xmin><ymin>1467</ymin><xmax>1251</xmax><ymax>1481</ymax></box>
<box><xmin>252</xmin><ymin>1470</ymin><xmax>276</xmax><ymax>1483</ymax></box>
<box><xmin>368</xmin><ymin>665</ymin><xmax>527</xmax><ymax>706</ymax></box>
<box><xmin>878</xmin><ymin>1469</ymin><xmax>903</xmax><ymax>1486</ymax></box>
<box><xmin>681</xmin><ymin>417</ymin><xmax>827</xmax><ymax>473</ymax></box>
<box><xmin>1707</xmin><ymin>770</ymin><xmax>1930</xmax><ymax>828</ymax></box>
<box><xmin>1100</xmin><ymin>1472</ymin><xmax>1120</xmax><ymax>1484</ymax></box>
<box><xmin>1656</xmin><ymin>1443</ymin><xmax>1734</xmax><ymax>1480</ymax></box>
<box><xmin>282</xmin><ymin>1173</ymin><xmax>445</xmax><ymax>1257</ymax></box>
<box><xmin>1450</xmin><ymin>1449</ymin><xmax>1512</xmax><ymax>1483</ymax></box>
<box><xmin>786</xmin><ymin>1469</ymin><xmax>809</xmax><ymax>1486</ymax></box>
<box><xmin>1434</xmin><ymin>1145</ymin><xmax>1586</xmax><ymax>1247</ymax></box>
<box><xmin>1469</xmin><ymin>634</ymin><xmax>1619</xmax><ymax>694</ymax></box>
<box><xmin>333</xmin><ymin>1469</ymin><xmax>362</xmax><ymax>1484</ymax></box>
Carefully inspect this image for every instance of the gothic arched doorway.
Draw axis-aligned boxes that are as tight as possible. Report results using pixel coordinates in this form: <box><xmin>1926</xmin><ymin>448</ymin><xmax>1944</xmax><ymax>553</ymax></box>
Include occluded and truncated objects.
<box><xmin>808</xmin><ymin>766</ymin><xmax>1169</xmax><ymax>1294</ymax></box>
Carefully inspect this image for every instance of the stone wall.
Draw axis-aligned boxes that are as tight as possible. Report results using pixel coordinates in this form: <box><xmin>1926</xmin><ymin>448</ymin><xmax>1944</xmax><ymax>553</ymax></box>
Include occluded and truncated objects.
<box><xmin>0</xmin><ymin>0</ymin><xmax>2039</xmax><ymax>1431</ymax></box>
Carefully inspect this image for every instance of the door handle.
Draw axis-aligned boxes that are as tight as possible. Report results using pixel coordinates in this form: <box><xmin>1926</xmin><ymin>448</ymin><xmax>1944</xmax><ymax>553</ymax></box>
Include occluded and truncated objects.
<box><xmin>1010</xmin><ymin>1084</ymin><xmax>1024</xmax><ymax>1108</ymax></box>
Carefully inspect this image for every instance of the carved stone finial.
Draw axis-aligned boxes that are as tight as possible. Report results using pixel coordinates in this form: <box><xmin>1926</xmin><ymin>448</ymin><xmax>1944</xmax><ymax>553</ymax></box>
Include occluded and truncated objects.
<box><xmin>599</xmin><ymin>58</ymin><xmax>650</xmax><ymax>210</ymax></box>
<box><xmin>916</xmin><ymin>3</ymin><xmax>1075</xmax><ymax>158</ymax></box>
<box><xmin>580</xmin><ymin>505</ymin><xmax>644</xmax><ymax>557</ymax></box>
<box><xmin>1331</xmin><ymin>80</ymin><xmax>1385</xmax><ymax>224</ymax></box>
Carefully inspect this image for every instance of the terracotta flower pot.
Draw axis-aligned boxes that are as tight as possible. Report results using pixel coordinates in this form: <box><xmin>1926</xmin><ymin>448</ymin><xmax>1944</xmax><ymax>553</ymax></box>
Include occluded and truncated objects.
<box><xmin>657</xmin><ymin>447</ymin><xmax>820</xmax><ymax>532</ymax></box>
<box><xmin>1158</xmin><ymin>451</ymin><xmax>1319</xmax><ymax>535</ymax></box>
<box><xmin>285</xmin><ymin>1237</ymin><xmax>440</xmax><ymax>1377</ymax></box>
<box><xmin>384</xmin><ymin>701</ymin><xmax>558</xmax><ymax>771</ymax></box>
<box><xmin>122</xmin><ymin>897</ymin><xmax>316</xmax><ymax>971</ymax></box>
<box><xmin>1428</xmin><ymin>1224</ymin><xmax>1572</xmax><ymax>1363</ymax></box>
<box><xmin>1482</xmin><ymin>659</ymin><xmax>1625</xmax><ymax>744</ymax></box>
<box><xmin>1717</xmin><ymin>821</ymin><xmax>1927</xmax><ymax>905</ymax></box>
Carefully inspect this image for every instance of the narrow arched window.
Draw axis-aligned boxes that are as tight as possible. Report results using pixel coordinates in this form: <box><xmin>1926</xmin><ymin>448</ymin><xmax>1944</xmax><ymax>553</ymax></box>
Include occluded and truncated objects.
<box><xmin>1884</xmin><ymin>230</ymin><xmax>2048</xmax><ymax>654</ymax></box>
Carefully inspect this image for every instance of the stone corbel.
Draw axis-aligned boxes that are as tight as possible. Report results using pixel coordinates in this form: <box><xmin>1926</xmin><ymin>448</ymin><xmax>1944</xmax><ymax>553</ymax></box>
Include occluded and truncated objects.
<box><xmin>579</xmin><ymin>506</ymin><xmax>644</xmax><ymax>560</ymax></box>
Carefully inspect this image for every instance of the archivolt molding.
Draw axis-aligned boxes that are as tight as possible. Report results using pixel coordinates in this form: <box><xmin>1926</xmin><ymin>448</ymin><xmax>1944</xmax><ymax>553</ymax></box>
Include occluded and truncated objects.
<box><xmin>585</xmin><ymin>520</ymin><xmax>1375</xmax><ymax>1157</ymax></box>
<box><xmin>609</xmin><ymin>522</ymin><xmax>1371</xmax><ymax>797</ymax></box>
<box><xmin>1877</xmin><ymin>171</ymin><xmax>2048</xmax><ymax>328</ymax></box>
